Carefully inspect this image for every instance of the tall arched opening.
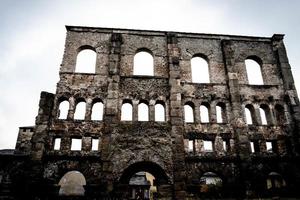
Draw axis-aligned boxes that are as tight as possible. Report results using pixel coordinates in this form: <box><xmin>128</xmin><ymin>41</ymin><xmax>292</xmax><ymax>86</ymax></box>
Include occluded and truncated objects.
<box><xmin>115</xmin><ymin>161</ymin><xmax>172</xmax><ymax>199</ymax></box>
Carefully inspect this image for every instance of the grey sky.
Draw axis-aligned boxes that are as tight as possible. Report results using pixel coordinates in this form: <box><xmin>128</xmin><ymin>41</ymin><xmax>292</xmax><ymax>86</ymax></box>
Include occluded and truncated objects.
<box><xmin>0</xmin><ymin>0</ymin><xmax>299</xmax><ymax>149</ymax></box>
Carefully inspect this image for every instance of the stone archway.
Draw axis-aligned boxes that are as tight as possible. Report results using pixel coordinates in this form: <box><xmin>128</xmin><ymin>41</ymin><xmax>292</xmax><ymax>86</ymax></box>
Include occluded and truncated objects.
<box><xmin>114</xmin><ymin>161</ymin><xmax>172</xmax><ymax>199</ymax></box>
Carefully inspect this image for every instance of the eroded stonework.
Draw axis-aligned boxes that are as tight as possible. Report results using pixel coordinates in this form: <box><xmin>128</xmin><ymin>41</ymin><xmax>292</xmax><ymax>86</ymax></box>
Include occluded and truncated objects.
<box><xmin>0</xmin><ymin>26</ymin><xmax>300</xmax><ymax>199</ymax></box>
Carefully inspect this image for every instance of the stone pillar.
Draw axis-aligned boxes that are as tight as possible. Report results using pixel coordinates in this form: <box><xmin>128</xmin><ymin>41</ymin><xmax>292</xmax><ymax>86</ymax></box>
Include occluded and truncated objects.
<box><xmin>132</xmin><ymin>100</ymin><xmax>139</xmax><ymax>121</ymax></box>
<box><xmin>29</xmin><ymin>92</ymin><xmax>55</xmax><ymax>199</ymax></box>
<box><xmin>149</xmin><ymin>100</ymin><xmax>155</xmax><ymax>121</ymax></box>
<box><xmin>210</xmin><ymin>102</ymin><xmax>217</xmax><ymax>123</ymax></box>
<box><xmin>61</xmin><ymin>136</ymin><xmax>71</xmax><ymax>152</ymax></box>
<box><xmin>101</xmin><ymin>33</ymin><xmax>123</xmax><ymax>194</ymax></box>
<box><xmin>268</xmin><ymin>106</ymin><xmax>276</xmax><ymax>125</ymax></box>
<box><xmin>167</xmin><ymin>33</ymin><xmax>186</xmax><ymax>198</ymax></box>
<box><xmin>82</xmin><ymin>136</ymin><xmax>92</xmax><ymax>152</ymax></box>
<box><xmin>67</xmin><ymin>96</ymin><xmax>75</xmax><ymax>120</ymax></box>
<box><xmin>272</xmin><ymin>34</ymin><xmax>300</xmax><ymax>155</ymax></box>
<box><xmin>221</xmin><ymin>40</ymin><xmax>250</xmax><ymax>157</ymax></box>
<box><xmin>254</xmin><ymin>105</ymin><xmax>262</xmax><ymax>125</ymax></box>
<box><xmin>85</xmin><ymin>98</ymin><xmax>93</xmax><ymax>121</ymax></box>
<box><xmin>221</xmin><ymin>40</ymin><xmax>251</xmax><ymax>196</ymax></box>
<box><xmin>194</xmin><ymin>104</ymin><xmax>200</xmax><ymax>123</ymax></box>
<box><xmin>215</xmin><ymin>136</ymin><xmax>224</xmax><ymax>155</ymax></box>
<box><xmin>31</xmin><ymin>92</ymin><xmax>55</xmax><ymax>160</ymax></box>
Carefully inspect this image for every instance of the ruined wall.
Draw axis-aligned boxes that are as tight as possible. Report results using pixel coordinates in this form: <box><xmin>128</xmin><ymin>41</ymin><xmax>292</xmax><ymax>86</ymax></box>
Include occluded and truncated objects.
<box><xmin>1</xmin><ymin>26</ymin><xmax>300</xmax><ymax>199</ymax></box>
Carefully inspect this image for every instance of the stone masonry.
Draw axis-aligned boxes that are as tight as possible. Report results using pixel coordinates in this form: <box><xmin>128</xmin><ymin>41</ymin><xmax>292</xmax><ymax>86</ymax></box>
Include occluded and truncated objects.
<box><xmin>0</xmin><ymin>26</ymin><xmax>300</xmax><ymax>199</ymax></box>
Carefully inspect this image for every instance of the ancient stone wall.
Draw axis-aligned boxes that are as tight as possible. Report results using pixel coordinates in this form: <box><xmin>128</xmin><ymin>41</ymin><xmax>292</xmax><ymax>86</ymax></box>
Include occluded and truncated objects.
<box><xmin>0</xmin><ymin>26</ymin><xmax>300</xmax><ymax>199</ymax></box>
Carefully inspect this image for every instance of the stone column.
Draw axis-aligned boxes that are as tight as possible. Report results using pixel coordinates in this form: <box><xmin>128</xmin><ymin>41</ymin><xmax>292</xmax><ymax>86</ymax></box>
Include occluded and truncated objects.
<box><xmin>61</xmin><ymin>136</ymin><xmax>71</xmax><ymax>152</ymax></box>
<box><xmin>254</xmin><ymin>105</ymin><xmax>262</xmax><ymax>125</ymax></box>
<box><xmin>31</xmin><ymin>92</ymin><xmax>55</xmax><ymax>160</ymax></box>
<box><xmin>167</xmin><ymin>33</ymin><xmax>186</xmax><ymax>198</ymax></box>
<box><xmin>85</xmin><ymin>98</ymin><xmax>93</xmax><ymax>121</ymax></box>
<box><xmin>67</xmin><ymin>96</ymin><xmax>75</xmax><ymax>120</ymax></box>
<box><xmin>29</xmin><ymin>92</ymin><xmax>55</xmax><ymax>199</ymax></box>
<box><xmin>194</xmin><ymin>104</ymin><xmax>200</xmax><ymax>123</ymax></box>
<box><xmin>101</xmin><ymin>33</ymin><xmax>123</xmax><ymax>194</ymax></box>
<box><xmin>210</xmin><ymin>102</ymin><xmax>217</xmax><ymax>123</ymax></box>
<box><xmin>221</xmin><ymin>40</ymin><xmax>251</xmax><ymax>196</ymax></box>
<box><xmin>268</xmin><ymin>106</ymin><xmax>276</xmax><ymax>126</ymax></box>
<box><xmin>82</xmin><ymin>136</ymin><xmax>92</xmax><ymax>152</ymax></box>
<box><xmin>149</xmin><ymin>100</ymin><xmax>155</xmax><ymax>121</ymax></box>
<box><xmin>221</xmin><ymin>40</ymin><xmax>250</xmax><ymax>157</ymax></box>
<box><xmin>132</xmin><ymin>100</ymin><xmax>139</xmax><ymax>121</ymax></box>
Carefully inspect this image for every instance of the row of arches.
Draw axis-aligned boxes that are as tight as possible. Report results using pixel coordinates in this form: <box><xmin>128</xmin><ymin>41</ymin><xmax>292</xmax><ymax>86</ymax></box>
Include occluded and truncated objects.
<box><xmin>74</xmin><ymin>46</ymin><xmax>265</xmax><ymax>85</ymax></box>
<box><xmin>184</xmin><ymin>102</ymin><xmax>227</xmax><ymax>123</ymax></box>
<box><xmin>121</xmin><ymin>100</ymin><xmax>166</xmax><ymax>122</ymax></box>
<box><xmin>197</xmin><ymin>171</ymin><xmax>286</xmax><ymax>193</ymax></box>
<box><xmin>244</xmin><ymin>103</ymin><xmax>286</xmax><ymax>126</ymax></box>
<box><xmin>57</xmin><ymin>98</ymin><xmax>167</xmax><ymax>122</ymax></box>
<box><xmin>58</xmin><ymin>98</ymin><xmax>286</xmax><ymax>127</ymax></box>
<box><xmin>58</xmin><ymin>99</ymin><xmax>104</xmax><ymax>120</ymax></box>
<box><xmin>57</xmin><ymin>170</ymin><xmax>286</xmax><ymax>196</ymax></box>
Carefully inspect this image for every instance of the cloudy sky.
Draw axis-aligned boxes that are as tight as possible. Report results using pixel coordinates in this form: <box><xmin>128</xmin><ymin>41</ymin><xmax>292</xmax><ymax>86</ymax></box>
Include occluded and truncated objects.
<box><xmin>0</xmin><ymin>0</ymin><xmax>299</xmax><ymax>149</ymax></box>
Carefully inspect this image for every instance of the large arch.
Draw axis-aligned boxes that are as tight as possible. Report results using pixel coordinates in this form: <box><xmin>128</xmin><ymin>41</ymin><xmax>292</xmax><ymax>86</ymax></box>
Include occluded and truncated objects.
<box><xmin>133</xmin><ymin>49</ymin><xmax>154</xmax><ymax>76</ymax></box>
<box><xmin>58</xmin><ymin>170</ymin><xmax>86</xmax><ymax>196</ymax></box>
<box><xmin>75</xmin><ymin>46</ymin><xmax>97</xmax><ymax>73</ymax></box>
<box><xmin>119</xmin><ymin>161</ymin><xmax>170</xmax><ymax>185</ymax></box>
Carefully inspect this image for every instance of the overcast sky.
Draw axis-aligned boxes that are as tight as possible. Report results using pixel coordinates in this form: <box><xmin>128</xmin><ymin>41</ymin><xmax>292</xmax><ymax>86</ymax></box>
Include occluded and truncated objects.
<box><xmin>0</xmin><ymin>0</ymin><xmax>299</xmax><ymax>149</ymax></box>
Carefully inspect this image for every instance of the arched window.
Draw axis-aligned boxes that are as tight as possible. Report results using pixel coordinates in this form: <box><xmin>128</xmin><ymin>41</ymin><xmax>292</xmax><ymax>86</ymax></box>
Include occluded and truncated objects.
<box><xmin>260</xmin><ymin>104</ymin><xmax>271</xmax><ymax>125</ymax></box>
<box><xmin>245</xmin><ymin>105</ymin><xmax>255</xmax><ymax>125</ymax></box>
<box><xmin>245</xmin><ymin>107</ymin><xmax>253</xmax><ymax>124</ymax></box>
<box><xmin>266</xmin><ymin>172</ymin><xmax>286</xmax><ymax>190</ymax></box>
<box><xmin>58</xmin><ymin>100</ymin><xmax>69</xmax><ymax>119</ymax></box>
<box><xmin>138</xmin><ymin>102</ymin><xmax>149</xmax><ymax>121</ymax></box>
<box><xmin>121</xmin><ymin>101</ymin><xmax>133</xmax><ymax>121</ymax></box>
<box><xmin>75</xmin><ymin>49</ymin><xmax>97</xmax><ymax>73</ymax></box>
<box><xmin>259</xmin><ymin>107</ymin><xmax>267</xmax><ymax>125</ymax></box>
<box><xmin>58</xmin><ymin>171</ymin><xmax>86</xmax><ymax>196</ymax></box>
<box><xmin>133</xmin><ymin>51</ymin><xmax>154</xmax><ymax>76</ymax></box>
<box><xmin>155</xmin><ymin>102</ymin><xmax>165</xmax><ymax>122</ymax></box>
<box><xmin>216</xmin><ymin>103</ymin><xmax>226</xmax><ymax>123</ymax></box>
<box><xmin>275</xmin><ymin>104</ymin><xmax>285</xmax><ymax>125</ymax></box>
<box><xmin>191</xmin><ymin>56</ymin><xmax>209</xmax><ymax>83</ymax></box>
<box><xmin>91</xmin><ymin>102</ymin><xmax>103</xmax><ymax>120</ymax></box>
<box><xmin>245</xmin><ymin>58</ymin><xmax>263</xmax><ymax>85</ymax></box>
<box><xmin>200</xmin><ymin>172</ymin><xmax>222</xmax><ymax>193</ymax></box>
<box><xmin>184</xmin><ymin>103</ymin><xmax>194</xmax><ymax>123</ymax></box>
<box><xmin>200</xmin><ymin>104</ymin><xmax>209</xmax><ymax>123</ymax></box>
<box><xmin>74</xmin><ymin>101</ymin><xmax>86</xmax><ymax>120</ymax></box>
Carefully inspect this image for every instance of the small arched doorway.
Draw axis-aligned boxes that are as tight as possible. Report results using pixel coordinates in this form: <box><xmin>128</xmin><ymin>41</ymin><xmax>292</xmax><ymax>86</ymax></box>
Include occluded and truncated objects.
<box><xmin>115</xmin><ymin>162</ymin><xmax>171</xmax><ymax>199</ymax></box>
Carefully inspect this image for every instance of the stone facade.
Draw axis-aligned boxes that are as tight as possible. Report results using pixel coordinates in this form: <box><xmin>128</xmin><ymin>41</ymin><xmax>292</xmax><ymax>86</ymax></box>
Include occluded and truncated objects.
<box><xmin>0</xmin><ymin>26</ymin><xmax>300</xmax><ymax>199</ymax></box>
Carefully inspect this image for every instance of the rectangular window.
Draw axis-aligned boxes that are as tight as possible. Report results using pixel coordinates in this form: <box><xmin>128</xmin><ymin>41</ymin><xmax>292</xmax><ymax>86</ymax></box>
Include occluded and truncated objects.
<box><xmin>250</xmin><ymin>141</ymin><xmax>255</xmax><ymax>153</ymax></box>
<box><xmin>223</xmin><ymin>141</ymin><xmax>227</xmax><ymax>151</ymax></box>
<box><xmin>92</xmin><ymin>138</ymin><xmax>99</xmax><ymax>151</ymax></box>
<box><xmin>188</xmin><ymin>140</ymin><xmax>194</xmax><ymax>152</ymax></box>
<box><xmin>250</xmin><ymin>141</ymin><xmax>260</xmax><ymax>153</ymax></box>
<box><xmin>266</xmin><ymin>141</ymin><xmax>273</xmax><ymax>152</ymax></box>
<box><xmin>71</xmin><ymin>138</ymin><xmax>82</xmax><ymax>151</ymax></box>
<box><xmin>54</xmin><ymin>138</ymin><xmax>61</xmax><ymax>150</ymax></box>
<box><xmin>203</xmin><ymin>140</ymin><xmax>213</xmax><ymax>152</ymax></box>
